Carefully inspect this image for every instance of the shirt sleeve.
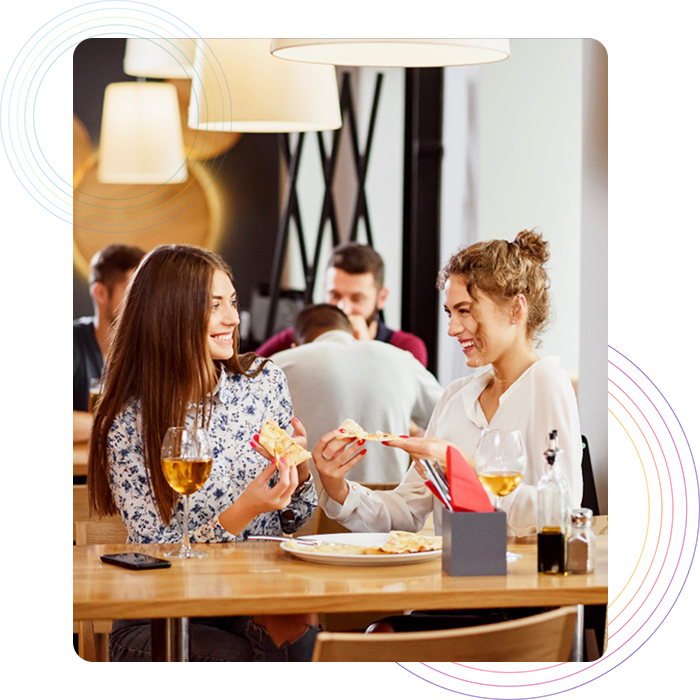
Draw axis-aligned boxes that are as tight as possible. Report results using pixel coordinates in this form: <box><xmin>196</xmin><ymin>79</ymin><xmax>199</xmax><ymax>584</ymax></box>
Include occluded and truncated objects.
<box><xmin>389</xmin><ymin>330</ymin><xmax>429</xmax><ymax>367</ymax></box>
<box><xmin>255</xmin><ymin>328</ymin><xmax>295</xmax><ymax>358</ymax></box>
<box><xmin>409</xmin><ymin>358</ymin><xmax>444</xmax><ymax>428</ymax></box>
<box><xmin>507</xmin><ymin>364</ymin><xmax>583</xmax><ymax>537</ymax></box>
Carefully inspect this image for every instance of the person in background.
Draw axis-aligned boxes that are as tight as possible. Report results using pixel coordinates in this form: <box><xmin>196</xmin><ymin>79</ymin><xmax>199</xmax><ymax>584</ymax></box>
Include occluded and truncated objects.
<box><xmin>73</xmin><ymin>244</ymin><xmax>145</xmax><ymax>443</ymax></box>
<box><xmin>256</xmin><ymin>242</ymin><xmax>428</xmax><ymax>367</ymax></box>
<box><xmin>271</xmin><ymin>304</ymin><xmax>443</xmax><ymax>485</ymax></box>
<box><xmin>88</xmin><ymin>245</ymin><xmax>318</xmax><ymax>661</ymax></box>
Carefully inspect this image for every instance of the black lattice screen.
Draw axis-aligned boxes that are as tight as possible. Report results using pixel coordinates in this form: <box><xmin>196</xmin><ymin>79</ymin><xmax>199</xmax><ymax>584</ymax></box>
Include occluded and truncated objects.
<box><xmin>263</xmin><ymin>71</ymin><xmax>384</xmax><ymax>340</ymax></box>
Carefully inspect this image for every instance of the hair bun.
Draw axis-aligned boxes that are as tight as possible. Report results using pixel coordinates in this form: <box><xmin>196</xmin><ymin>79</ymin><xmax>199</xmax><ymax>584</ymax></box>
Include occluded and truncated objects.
<box><xmin>514</xmin><ymin>229</ymin><xmax>550</xmax><ymax>264</ymax></box>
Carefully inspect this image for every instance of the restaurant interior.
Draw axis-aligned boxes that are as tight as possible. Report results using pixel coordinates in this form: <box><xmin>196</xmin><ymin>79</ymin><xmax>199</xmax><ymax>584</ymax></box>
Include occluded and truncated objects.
<box><xmin>73</xmin><ymin>38</ymin><xmax>608</xmax><ymax>663</ymax></box>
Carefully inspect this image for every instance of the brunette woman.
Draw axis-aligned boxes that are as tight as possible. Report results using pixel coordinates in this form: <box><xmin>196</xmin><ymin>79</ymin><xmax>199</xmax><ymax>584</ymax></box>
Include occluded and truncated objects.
<box><xmin>88</xmin><ymin>245</ymin><xmax>318</xmax><ymax>661</ymax></box>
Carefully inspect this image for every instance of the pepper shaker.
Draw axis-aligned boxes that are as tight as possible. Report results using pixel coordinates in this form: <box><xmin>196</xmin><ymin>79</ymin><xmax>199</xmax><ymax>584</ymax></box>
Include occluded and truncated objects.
<box><xmin>566</xmin><ymin>508</ymin><xmax>595</xmax><ymax>574</ymax></box>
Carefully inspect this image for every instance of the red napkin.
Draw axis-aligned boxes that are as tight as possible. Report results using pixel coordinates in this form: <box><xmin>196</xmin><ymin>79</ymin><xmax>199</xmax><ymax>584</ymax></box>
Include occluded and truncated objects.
<box><xmin>446</xmin><ymin>446</ymin><xmax>494</xmax><ymax>512</ymax></box>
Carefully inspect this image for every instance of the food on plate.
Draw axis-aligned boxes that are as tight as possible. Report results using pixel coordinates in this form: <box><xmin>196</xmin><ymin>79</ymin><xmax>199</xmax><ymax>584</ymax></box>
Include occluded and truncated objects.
<box><xmin>380</xmin><ymin>530</ymin><xmax>443</xmax><ymax>554</ymax></box>
<box><xmin>258</xmin><ymin>418</ymin><xmax>312</xmax><ymax>469</ymax></box>
<box><xmin>338</xmin><ymin>418</ymin><xmax>403</xmax><ymax>442</ymax></box>
<box><xmin>286</xmin><ymin>531</ymin><xmax>442</xmax><ymax>556</ymax></box>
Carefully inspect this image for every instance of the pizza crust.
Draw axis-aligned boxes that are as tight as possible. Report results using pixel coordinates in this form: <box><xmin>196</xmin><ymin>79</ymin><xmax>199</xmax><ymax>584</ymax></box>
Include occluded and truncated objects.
<box><xmin>258</xmin><ymin>418</ymin><xmax>312</xmax><ymax>469</ymax></box>
<box><xmin>338</xmin><ymin>418</ymin><xmax>403</xmax><ymax>442</ymax></box>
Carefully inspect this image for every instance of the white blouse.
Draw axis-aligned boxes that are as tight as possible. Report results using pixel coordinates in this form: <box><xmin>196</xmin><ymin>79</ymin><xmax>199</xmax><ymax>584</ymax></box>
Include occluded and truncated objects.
<box><xmin>319</xmin><ymin>356</ymin><xmax>583</xmax><ymax>537</ymax></box>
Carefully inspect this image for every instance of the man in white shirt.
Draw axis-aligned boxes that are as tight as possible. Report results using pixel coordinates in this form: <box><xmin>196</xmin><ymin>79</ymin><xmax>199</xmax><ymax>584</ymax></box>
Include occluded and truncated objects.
<box><xmin>271</xmin><ymin>305</ymin><xmax>443</xmax><ymax>485</ymax></box>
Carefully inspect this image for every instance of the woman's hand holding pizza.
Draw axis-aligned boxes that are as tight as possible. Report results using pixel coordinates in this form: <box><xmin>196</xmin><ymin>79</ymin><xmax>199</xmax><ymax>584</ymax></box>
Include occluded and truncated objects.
<box><xmin>313</xmin><ymin>430</ymin><xmax>368</xmax><ymax>505</ymax></box>
<box><xmin>380</xmin><ymin>436</ymin><xmax>474</xmax><ymax>477</ymax></box>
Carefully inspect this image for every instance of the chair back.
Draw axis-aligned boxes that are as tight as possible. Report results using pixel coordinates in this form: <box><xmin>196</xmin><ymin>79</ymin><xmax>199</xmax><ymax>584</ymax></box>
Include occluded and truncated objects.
<box><xmin>74</xmin><ymin>519</ymin><xmax>128</xmax><ymax>546</ymax></box>
<box><xmin>312</xmin><ymin>606</ymin><xmax>578</xmax><ymax>662</ymax></box>
<box><xmin>581</xmin><ymin>435</ymin><xmax>600</xmax><ymax>515</ymax></box>
<box><xmin>73</xmin><ymin>484</ymin><xmax>123</xmax><ymax>542</ymax></box>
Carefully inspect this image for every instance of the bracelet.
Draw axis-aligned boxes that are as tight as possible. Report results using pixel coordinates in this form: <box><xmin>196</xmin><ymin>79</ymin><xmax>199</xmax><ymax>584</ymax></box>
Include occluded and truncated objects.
<box><xmin>292</xmin><ymin>473</ymin><xmax>313</xmax><ymax>497</ymax></box>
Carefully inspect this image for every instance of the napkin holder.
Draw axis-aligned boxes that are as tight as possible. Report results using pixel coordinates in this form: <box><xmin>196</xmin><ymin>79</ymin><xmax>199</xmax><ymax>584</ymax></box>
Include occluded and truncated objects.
<box><xmin>442</xmin><ymin>507</ymin><xmax>507</xmax><ymax>576</ymax></box>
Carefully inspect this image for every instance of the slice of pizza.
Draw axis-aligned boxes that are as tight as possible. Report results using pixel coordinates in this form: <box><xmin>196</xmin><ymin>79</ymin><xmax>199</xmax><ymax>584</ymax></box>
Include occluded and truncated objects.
<box><xmin>379</xmin><ymin>530</ymin><xmax>443</xmax><ymax>554</ymax></box>
<box><xmin>338</xmin><ymin>418</ymin><xmax>403</xmax><ymax>442</ymax></box>
<box><xmin>258</xmin><ymin>418</ymin><xmax>312</xmax><ymax>469</ymax></box>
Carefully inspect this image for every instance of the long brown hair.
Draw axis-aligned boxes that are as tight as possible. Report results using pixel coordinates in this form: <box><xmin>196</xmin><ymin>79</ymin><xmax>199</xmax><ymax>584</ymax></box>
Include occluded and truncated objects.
<box><xmin>88</xmin><ymin>245</ymin><xmax>268</xmax><ymax>523</ymax></box>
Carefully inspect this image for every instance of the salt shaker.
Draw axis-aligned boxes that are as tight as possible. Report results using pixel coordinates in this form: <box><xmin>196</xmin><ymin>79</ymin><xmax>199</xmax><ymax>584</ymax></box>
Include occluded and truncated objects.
<box><xmin>566</xmin><ymin>508</ymin><xmax>595</xmax><ymax>574</ymax></box>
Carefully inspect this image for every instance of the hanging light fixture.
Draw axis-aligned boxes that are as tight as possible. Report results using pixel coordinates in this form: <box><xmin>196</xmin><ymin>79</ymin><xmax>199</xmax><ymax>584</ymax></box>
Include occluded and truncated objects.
<box><xmin>270</xmin><ymin>38</ymin><xmax>510</xmax><ymax>67</ymax></box>
<box><xmin>123</xmin><ymin>38</ymin><xmax>197</xmax><ymax>79</ymax></box>
<box><xmin>188</xmin><ymin>39</ymin><xmax>341</xmax><ymax>132</ymax></box>
<box><xmin>97</xmin><ymin>82</ymin><xmax>188</xmax><ymax>184</ymax></box>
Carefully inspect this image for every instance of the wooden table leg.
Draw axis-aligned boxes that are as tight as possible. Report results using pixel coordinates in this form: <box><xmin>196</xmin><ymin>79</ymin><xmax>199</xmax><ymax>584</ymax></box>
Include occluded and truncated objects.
<box><xmin>151</xmin><ymin>618</ymin><xmax>190</xmax><ymax>661</ymax></box>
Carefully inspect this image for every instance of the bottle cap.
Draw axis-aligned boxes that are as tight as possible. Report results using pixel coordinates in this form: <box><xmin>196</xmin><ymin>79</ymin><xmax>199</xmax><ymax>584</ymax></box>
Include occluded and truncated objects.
<box><xmin>570</xmin><ymin>508</ymin><xmax>593</xmax><ymax>526</ymax></box>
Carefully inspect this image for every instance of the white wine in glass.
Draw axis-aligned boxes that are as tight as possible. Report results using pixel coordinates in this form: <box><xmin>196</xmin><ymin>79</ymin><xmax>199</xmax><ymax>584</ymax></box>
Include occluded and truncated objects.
<box><xmin>474</xmin><ymin>428</ymin><xmax>527</xmax><ymax>562</ymax></box>
<box><xmin>161</xmin><ymin>427</ymin><xmax>213</xmax><ymax>559</ymax></box>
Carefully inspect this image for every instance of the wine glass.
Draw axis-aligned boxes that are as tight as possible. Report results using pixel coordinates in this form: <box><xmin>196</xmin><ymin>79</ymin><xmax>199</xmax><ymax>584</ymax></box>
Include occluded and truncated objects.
<box><xmin>474</xmin><ymin>428</ymin><xmax>527</xmax><ymax>563</ymax></box>
<box><xmin>161</xmin><ymin>427</ymin><xmax>213</xmax><ymax>559</ymax></box>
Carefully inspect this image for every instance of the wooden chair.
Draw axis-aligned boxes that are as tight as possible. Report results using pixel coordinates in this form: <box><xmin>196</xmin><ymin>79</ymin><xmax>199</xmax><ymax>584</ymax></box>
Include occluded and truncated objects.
<box><xmin>74</xmin><ymin>518</ymin><xmax>128</xmax><ymax>662</ymax></box>
<box><xmin>312</xmin><ymin>606</ymin><xmax>578</xmax><ymax>662</ymax></box>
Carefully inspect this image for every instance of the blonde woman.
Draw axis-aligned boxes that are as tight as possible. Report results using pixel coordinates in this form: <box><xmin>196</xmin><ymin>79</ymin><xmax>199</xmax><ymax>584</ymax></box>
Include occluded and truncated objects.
<box><xmin>315</xmin><ymin>230</ymin><xmax>582</xmax><ymax>539</ymax></box>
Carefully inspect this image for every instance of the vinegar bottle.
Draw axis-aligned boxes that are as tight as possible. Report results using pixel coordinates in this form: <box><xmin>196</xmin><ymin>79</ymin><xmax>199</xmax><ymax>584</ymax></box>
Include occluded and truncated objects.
<box><xmin>537</xmin><ymin>430</ymin><xmax>570</xmax><ymax>574</ymax></box>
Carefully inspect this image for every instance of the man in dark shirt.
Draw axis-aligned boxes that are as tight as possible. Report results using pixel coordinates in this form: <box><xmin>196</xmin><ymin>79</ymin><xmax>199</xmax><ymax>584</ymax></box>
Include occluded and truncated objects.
<box><xmin>73</xmin><ymin>244</ymin><xmax>145</xmax><ymax>442</ymax></box>
<box><xmin>256</xmin><ymin>242</ymin><xmax>428</xmax><ymax>366</ymax></box>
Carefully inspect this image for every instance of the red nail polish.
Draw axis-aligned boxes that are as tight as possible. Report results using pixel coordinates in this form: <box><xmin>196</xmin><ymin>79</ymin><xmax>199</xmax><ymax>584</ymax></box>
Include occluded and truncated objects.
<box><xmin>249</xmin><ymin>441</ymin><xmax>256</xmax><ymax>448</ymax></box>
<box><xmin>253</xmin><ymin>434</ymin><xmax>260</xmax><ymax>442</ymax></box>
<box><xmin>361</xmin><ymin>449</ymin><xmax>367</xmax><ymax>455</ymax></box>
<box><xmin>358</xmin><ymin>439</ymin><xmax>365</xmax><ymax>446</ymax></box>
<box><xmin>400</xmin><ymin>435</ymin><xmax>409</xmax><ymax>439</ymax></box>
<box><xmin>381</xmin><ymin>441</ymin><xmax>389</xmax><ymax>445</ymax></box>
<box><xmin>338</xmin><ymin>429</ymin><xmax>346</xmax><ymax>433</ymax></box>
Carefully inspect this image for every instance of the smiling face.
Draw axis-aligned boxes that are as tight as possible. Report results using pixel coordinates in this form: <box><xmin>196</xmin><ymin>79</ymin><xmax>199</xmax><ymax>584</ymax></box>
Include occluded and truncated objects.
<box><xmin>443</xmin><ymin>275</ymin><xmax>517</xmax><ymax>368</ymax></box>
<box><xmin>324</xmin><ymin>267</ymin><xmax>388</xmax><ymax>325</ymax></box>
<box><xmin>207</xmin><ymin>269</ymin><xmax>239</xmax><ymax>361</ymax></box>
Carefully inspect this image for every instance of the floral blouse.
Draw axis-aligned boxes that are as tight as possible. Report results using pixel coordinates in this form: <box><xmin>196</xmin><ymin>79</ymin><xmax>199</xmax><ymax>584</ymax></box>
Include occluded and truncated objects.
<box><xmin>107</xmin><ymin>359</ymin><xmax>317</xmax><ymax>544</ymax></box>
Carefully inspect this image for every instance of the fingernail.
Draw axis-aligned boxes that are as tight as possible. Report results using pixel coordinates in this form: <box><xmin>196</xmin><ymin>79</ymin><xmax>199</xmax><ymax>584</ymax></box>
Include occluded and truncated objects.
<box><xmin>249</xmin><ymin>441</ymin><xmax>256</xmax><ymax>448</ymax></box>
<box><xmin>253</xmin><ymin>434</ymin><xmax>260</xmax><ymax>442</ymax></box>
<box><xmin>400</xmin><ymin>435</ymin><xmax>409</xmax><ymax>439</ymax></box>
<box><xmin>338</xmin><ymin>429</ymin><xmax>346</xmax><ymax>433</ymax></box>
<box><xmin>381</xmin><ymin>441</ymin><xmax>389</xmax><ymax>445</ymax></box>
<box><xmin>358</xmin><ymin>439</ymin><xmax>365</xmax><ymax>446</ymax></box>
<box><xmin>361</xmin><ymin>449</ymin><xmax>367</xmax><ymax>455</ymax></box>
<box><xmin>280</xmin><ymin>457</ymin><xmax>287</xmax><ymax>467</ymax></box>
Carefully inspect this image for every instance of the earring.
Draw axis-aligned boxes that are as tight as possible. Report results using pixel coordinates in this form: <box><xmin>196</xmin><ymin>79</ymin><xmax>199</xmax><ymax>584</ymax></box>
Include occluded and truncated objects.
<box><xmin>511</xmin><ymin>318</ymin><xmax>517</xmax><ymax>325</ymax></box>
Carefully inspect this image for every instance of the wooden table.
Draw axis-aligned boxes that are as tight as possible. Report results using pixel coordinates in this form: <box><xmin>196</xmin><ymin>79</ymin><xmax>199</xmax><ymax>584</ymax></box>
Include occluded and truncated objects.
<box><xmin>73</xmin><ymin>442</ymin><xmax>88</xmax><ymax>477</ymax></box>
<box><xmin>74</xmin><ymin>536</ymin><xmax>607</xmax><ymax>661</ymax></box>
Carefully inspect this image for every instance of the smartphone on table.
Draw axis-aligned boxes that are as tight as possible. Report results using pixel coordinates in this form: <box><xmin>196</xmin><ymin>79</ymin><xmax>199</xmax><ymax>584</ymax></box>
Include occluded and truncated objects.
<box><xmin>100</xmin><ymin>552</ymin><xmax>171</xmax><ymax>570</ymax></box>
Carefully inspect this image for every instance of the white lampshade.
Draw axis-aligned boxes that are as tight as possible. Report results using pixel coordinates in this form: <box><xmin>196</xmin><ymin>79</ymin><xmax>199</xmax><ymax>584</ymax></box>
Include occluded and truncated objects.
<box><xmin>188</xmin><ymin>39</ymin><xmax>341</xmax><ymax>132</ymax></box>
<box><xmin>270</xmin><ymin>38</ymin><xmax>510</xmax><ymax>67</ymax></box>
<box><xmin>123</xmin><ymin>38</ymin><xmax>196</xmax><ymax>79</ymax></box>
<box><xmin>97</xmin><ymin>82</ymin><xmax>188</xmax><ymax>184</ymax></box>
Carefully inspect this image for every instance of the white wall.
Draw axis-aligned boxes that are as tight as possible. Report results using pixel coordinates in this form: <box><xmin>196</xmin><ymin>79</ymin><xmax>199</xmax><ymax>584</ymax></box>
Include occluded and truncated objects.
<box><xmin>579</xmin><ymin>40</ymin><xmax>608</xmax><ymax>513</ymax></box>
<box><xmin>441</xmin><ymin>40</ymin><xmax>584</xmax><ymax>386</ymax></box>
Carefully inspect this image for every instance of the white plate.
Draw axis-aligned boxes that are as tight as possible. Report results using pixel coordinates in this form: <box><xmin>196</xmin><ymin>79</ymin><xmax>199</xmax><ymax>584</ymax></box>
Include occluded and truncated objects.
<box><xmin>280</xmin><ymin>533</ymin><xmax>442</xmax><ymax>566</ymax></box>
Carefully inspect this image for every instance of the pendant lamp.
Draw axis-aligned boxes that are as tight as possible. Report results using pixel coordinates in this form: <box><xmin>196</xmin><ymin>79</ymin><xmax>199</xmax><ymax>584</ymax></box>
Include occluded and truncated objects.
<box><xmin>97</xmin><ymin>82</ymin><xmax>188</xmax><ymax>184</ymax></box>
<box><xmin>123</xmin><ymin>38</ymin><xmax>197</xmax><ymax>79</ymax></box>
<box><xmin>188</xmin><ymin>39</ymin><xmax>341</xmax><ymax>132</ymax></box>
<box><xmin>270</xmin><ymin>38</ymin><xmax>510</xmax><ymax>67</ymax></box>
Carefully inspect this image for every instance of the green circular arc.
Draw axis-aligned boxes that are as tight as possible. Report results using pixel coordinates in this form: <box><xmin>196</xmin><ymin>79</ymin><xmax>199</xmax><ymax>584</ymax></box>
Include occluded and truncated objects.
<box><xmin>12</xmin><ymin>12</ymin><xmax>192</xmax><ymax>216</ymax></box>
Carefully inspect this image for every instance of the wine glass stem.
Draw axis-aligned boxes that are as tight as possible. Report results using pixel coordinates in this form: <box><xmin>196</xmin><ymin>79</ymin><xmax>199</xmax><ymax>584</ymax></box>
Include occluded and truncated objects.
<box><xmin>495</xmin><ymin>496</ymin><xmax>503</xmax><ymax>512</ymax></box>
<box><xmin>182</xmin><ymin>494</ymin><xmax>191</xmax><ymax>551</ymax></box>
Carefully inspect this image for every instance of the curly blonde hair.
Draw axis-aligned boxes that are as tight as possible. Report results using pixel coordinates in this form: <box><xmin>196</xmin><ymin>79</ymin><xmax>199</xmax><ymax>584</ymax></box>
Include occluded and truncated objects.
<box><xmin>437</xmin><ymin>229</ymin><xmax>551</xmax><ymax>343</ymax></box>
